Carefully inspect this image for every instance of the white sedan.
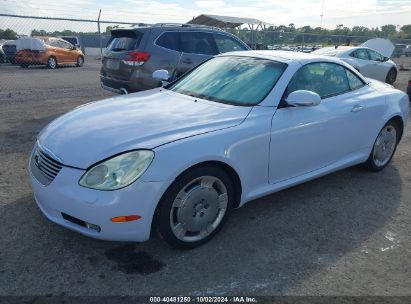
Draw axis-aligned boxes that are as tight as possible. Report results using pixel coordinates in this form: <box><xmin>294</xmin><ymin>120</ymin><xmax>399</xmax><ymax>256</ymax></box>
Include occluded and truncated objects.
<box><xmin>313</xmin><ymin>46</ymin><xmax>398</xmax><ymax>84</ymax></box>
<box><xmin>29</xmin><ymin>51</ymin><xmax>409</xmax><ymax>248</ymax></box>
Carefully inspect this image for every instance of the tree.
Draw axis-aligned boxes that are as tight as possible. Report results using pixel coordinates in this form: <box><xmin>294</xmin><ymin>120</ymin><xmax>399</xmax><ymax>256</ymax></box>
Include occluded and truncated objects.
<box><xmin>31</xmin><ymin>29</ymin><xmax>48</xmax><ymax>37</ymax></box>
<box><xmin>300</xmin><ymin>25</ymin><xmax>314</xmax><ymax>33</ymax></box>
<box><xmin>0</xmin><ymin>28</ymin><xmax>18</xmax><ymax>40</ymax></box>
<box><xmin>400</xmin><ymin>24</ymin><xmax>411</xmax><ymax>39</ymax></box>
<box><xmin>351</xmin><ymin>26</ymin><xmax>371</xmax><ymax>36</ymax></box>
<box><xmin>380</xmin><ymin>24</ymin><xmax>397</xmax><ymax>38</ymax></box>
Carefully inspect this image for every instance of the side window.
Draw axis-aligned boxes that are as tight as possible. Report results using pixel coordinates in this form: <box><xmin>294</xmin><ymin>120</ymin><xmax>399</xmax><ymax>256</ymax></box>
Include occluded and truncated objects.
<box><xmin>58</xmin><ymin>40</ymin><xmax>72</xmax><ymax>49</ymax></box>
<box><xmin>346</xmin><ymin>69</ymin><xmax>365</xmax><ymax>90</ymax></box>
<box><xmin>156</xmin><ymin>32</ymin><xmax>180</xmax><ymax>52</ymax></box>
<box><xmin>353</xmin><ymin>49</ymin><xmax>369</xmax><ymax>60</ymax></box>
<box><xmin>285</xmin><ymin>62</ymin><xmax>350</xmax><ymax>99</ymax></box>
<box><xmin>213</xmin><ymin>34</ymin><xmax>247</xmax><ymax>53</ymax></box>
<box><xmin>367</xmin><ymin>49</ymin><xmax>384</xmax><ymax>61</ymax></box>
<box><xmin>49</xmin><ymin>40</ymin><xmax>60</xmax><ymax>48</ymax></box>
<box><xmin>180</xmin><ymin>32</ymin><xmax>217</xmax><ymax>55</ymax></box>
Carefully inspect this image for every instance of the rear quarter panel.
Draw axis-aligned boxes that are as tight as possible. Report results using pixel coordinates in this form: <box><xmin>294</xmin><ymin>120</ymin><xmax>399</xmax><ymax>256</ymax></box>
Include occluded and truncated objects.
<box><xmin>370</xmin><ymin>81</ymin><xmax>409</xmax><ymax>139</ymax></box>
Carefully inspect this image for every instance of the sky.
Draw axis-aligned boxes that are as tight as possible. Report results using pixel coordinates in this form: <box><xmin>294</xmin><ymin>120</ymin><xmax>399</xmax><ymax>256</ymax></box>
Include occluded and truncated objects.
<box><xmin>1</xmin><ymin>0</ymin><xmax>411</xmax><ymax>35</ymax></box>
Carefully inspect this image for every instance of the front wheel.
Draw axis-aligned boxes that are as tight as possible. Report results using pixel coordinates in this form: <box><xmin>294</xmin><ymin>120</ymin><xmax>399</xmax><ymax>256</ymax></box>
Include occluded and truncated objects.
<box><xmin>155</xmin><ymin>166</ymin><xmax>234</xmax><ymax>249</ymax></box>
<box><xmin>362</xmin><ymin>120</ymin><xmax>400</xmax><ymax>171</ymax></box>
<box><xmin>385</xmin><ymin>68</ymin><xmax>397</xmax><ymax>84</ymax></box>
<box><xmin>76</xmin><ymin>55</ymin><xmax>84</xmax><ymax>67</ymax></box>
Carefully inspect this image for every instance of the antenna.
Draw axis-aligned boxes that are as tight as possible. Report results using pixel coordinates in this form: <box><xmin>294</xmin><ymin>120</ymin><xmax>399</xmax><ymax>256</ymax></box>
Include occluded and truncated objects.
<box><xmin>320</xmin><ymin>0</ymin><xmax>325</xmax><ymax>28</ymax></box>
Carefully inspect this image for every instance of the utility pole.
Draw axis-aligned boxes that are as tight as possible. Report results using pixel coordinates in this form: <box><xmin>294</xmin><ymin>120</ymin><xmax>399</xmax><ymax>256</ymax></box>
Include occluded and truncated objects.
<box><xmin>320</xmin><ymin>0</ymin><xmax>325</xmax><ymax>29</ymax></box>
<box><xmin>97</xmin><ymin>9</ymin><xmax>102</xmax><ymax>58</ymax></box>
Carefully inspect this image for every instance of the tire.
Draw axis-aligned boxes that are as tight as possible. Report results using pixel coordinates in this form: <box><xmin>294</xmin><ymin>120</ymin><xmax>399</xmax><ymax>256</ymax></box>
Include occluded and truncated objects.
<box><xmin>362</xmin><ymin>120</ymin><xmax>400</xmax><ymax>171</ymax></box>
<box><xmin>155</xmin><ymin>165</ymin><xmax>234</xmax><ymax>249</ymax></box>
<box><xmin>47</xmin><ymin>56</ymin><xmax>57</xmax><ymax>69</ymax></box>
<box><xmin>20</xmin><ymin>64</ymin><xmax>28</xmax><ymax>68</ymax></box>
<box><xmin>76</xmin><ymin>55</ymin><xmax>84</xmax><ymax>67</ymax></box>
<box><xmin>385</xmin><ymin>68</ymin><xmax>397</xmax><ymax>85</ymax></box>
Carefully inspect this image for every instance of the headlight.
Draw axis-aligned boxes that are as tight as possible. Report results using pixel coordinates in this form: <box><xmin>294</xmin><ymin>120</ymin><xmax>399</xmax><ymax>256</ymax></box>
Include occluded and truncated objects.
<box><xmin>79</xmin><ymin>150</ymin><xmax>154</xmax><ymax>190</ymax></box>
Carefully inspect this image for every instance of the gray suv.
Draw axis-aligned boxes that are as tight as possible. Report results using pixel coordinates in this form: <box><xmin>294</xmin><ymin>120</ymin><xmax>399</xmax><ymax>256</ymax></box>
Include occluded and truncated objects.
<box><xmin>100</xmin><ymin>24</ymin><xmax>250</xmax><ymax>94</ymax></box>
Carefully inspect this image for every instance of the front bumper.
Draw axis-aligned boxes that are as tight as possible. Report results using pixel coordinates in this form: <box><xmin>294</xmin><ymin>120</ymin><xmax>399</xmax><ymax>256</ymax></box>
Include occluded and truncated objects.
<box><xmin>29</xmin><ymin>160</ymin><xmax>168</xmax><ymax>242</ymax></box>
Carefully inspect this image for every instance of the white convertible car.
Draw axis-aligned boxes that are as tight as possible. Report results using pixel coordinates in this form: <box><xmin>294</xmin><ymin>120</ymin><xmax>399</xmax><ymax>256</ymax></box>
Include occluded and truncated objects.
<box><xmin>29</xmin><ymin>51</ymin><xmax>409</xmax><ymax>248</ymax></box>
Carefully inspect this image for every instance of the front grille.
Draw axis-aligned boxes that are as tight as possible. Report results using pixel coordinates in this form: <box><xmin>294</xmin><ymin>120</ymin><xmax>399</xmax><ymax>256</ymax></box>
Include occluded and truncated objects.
<box><xmin>30</xmin><ymin>145</ymin><xmax>63</xmax><ymax>186</ymax></box>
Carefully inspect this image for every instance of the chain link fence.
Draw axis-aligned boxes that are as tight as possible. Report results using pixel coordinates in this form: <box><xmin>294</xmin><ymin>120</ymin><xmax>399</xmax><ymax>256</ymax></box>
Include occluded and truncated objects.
<box><xmin>2</xmin><ymin>14</ymin><xmax>411</xmax><ymax>57</ymax></box>
<box><xmin>225</xmin><ymin>28</ymin><xmax>411</xmax><ymax>52</ymax></box>
<box><xmin>1</xmin><ymin>14</ymin><xmax>411</xmax><ymax>101</ymax></box>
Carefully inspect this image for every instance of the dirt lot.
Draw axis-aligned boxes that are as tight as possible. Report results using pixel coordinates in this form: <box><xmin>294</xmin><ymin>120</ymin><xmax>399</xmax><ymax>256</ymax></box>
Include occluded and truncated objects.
<box><xmin>0</xmin><ymin>56</ymin><xmax>410</xmax><ymax>297</ymax></box>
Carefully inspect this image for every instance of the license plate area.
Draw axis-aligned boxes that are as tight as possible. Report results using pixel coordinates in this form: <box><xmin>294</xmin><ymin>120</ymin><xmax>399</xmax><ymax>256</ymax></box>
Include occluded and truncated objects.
<box><xmin>105</xmin><ymin>59</ymin><xmax>120</xmax><ymax>70</ymax></box>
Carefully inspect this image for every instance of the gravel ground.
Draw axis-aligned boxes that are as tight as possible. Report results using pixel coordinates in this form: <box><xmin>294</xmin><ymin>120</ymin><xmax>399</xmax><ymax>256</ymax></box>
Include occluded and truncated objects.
<box><xmin>0</xmin><ymin>56</ymin><xmax>410</xmax><ymax>297</ymax></box>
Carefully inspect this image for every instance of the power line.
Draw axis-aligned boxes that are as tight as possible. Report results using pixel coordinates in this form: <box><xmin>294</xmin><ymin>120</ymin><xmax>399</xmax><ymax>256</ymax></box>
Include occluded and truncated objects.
<box><xmin>0</xmin><ymin>0</ymin><xmax>195</xmax><ymax>20</ymax></box>
<box><xmin>0</xmin><ymin>13</ymin><xmax>136</xmax><ymax>24</ymax></box>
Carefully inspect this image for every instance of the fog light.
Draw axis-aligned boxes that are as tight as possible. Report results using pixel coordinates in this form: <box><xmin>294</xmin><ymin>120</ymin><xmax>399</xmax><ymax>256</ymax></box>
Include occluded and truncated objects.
<box><xmin>110</xmin><ymin>215</ymin><xmax>142</xmax><ymax>222</ymax></box>
<box><xmin>85</xmin><ymin>222</ymin><xmax>101</xmax><ymax>232</ymax></box>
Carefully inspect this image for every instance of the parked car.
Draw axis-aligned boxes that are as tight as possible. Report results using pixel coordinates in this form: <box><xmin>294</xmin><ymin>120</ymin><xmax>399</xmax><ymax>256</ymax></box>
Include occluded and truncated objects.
<box><xmin>0</xmin><ymin>45</ymin><xmax>5</xmax><ymax>63</ymax></box>
<box><xmin>313</xmin><ymin>46</ymin><xmax>398</xmax><ymax>84</ymax></box>
<box><xmin>392</xmin><ymin>44</ymin><xmax>406</xmax><ymax>57</ymax></box>
<box><xmin>60</xmin><ymin>36</ymin><xmax>84</xmax><ymax>53</ymax></box>
<box><xmin>100</xmin><ymin>24</ymin><xmax>250</xmax><ymax>94</ymax></box>
<box><xmin>30</xmin><ymin>51</ymin><xmax>409</xmax><ymax>248</ymax></box>
<box><xmin>407</xmin><ymin>77</ymin><xmax>411</xmax><ymax>101</ymax></box>
<box><xmin>2</xmin><ymin>40</ymin><xmax>17</xmax><ymax>63</ymax></box>
<box><xmin>405</xmin><ymin>45</ymin><xmax>411</xmax><ymax>57</ymax></box>
<box><xmin>60</xmin><ymin>36</ymin><xmax>81</xmax><ymax>48</ymax></box>
<box><xmin>15</xmin><ymin>37</ymin><xmax>84</xmax><ymax>69</ymax></box>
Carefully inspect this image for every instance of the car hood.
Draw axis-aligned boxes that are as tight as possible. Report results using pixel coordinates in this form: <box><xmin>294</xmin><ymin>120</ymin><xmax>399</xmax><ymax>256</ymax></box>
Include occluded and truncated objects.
<box><xmin>38</xmin><ymin>89</ymin><xmax>252</xmax><ymax>169</ymax></box>
<box><xmin>361</xmin><ymin>38</ymin><xmax>395</xmax><ymax>58</ymax></box>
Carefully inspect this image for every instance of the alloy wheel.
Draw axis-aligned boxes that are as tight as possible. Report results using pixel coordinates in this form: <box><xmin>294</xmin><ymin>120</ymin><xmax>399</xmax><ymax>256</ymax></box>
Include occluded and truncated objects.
<box><xmin>373</xmin><ymin>125</ymin><xmax>397</xmax><ymax>167</ymax></box>
<box><xmin>169</xmin><ymin>176</ymin><xmax>228</xmax><ymax>242</ymax></box>
<box><xmin>48</xmin><ymin>57</ymin><xmax>56</xmax><ymax>69</ymax></box>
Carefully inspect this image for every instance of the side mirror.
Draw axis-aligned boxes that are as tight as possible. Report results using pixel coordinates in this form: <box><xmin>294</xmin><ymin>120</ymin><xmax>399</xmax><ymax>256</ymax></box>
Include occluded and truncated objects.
<box><xmin>383</xmin><ymin>56</ymin><xmax>389</xmax><ymax>61</ymax></box>
<box><xmin>152</xmin><ymin>69</ymin><xmax>169</xmax><ymax>82</ymax></box>
<box><xmin>286</xmin><ymin>90</ymin><xmax>321</xmax><ymax>107</ymax></box>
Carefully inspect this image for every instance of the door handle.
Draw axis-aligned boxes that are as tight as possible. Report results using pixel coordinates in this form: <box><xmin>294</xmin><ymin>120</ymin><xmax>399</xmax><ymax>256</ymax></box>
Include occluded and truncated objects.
<box><xmin>183</xmin><ymin>59</ymin><xmax>192</xmax><ymax>64</ymax></box>
<box><xmin>351</xmin><ymin>105</ymin><xmax>364</xmax><ymax>113</ymax></box>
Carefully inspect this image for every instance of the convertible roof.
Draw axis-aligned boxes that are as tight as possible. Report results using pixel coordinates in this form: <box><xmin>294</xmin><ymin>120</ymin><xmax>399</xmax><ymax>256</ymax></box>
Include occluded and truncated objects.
<box><xmin>187</xmin><ymin>14</ymin><xmax>269</xmax><ymax>28</ymax></box>
<box><xmin>222</xmin><ymin>50</ymin><xmax>336</xmax><ymax>63</ymax></box>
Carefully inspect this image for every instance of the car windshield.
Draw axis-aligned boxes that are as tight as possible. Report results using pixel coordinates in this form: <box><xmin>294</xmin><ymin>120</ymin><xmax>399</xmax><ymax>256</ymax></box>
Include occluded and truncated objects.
<box><xmin>167</xmin><ymin>56</ymin><xmax>287</xmax><ymax>106</ymax></box>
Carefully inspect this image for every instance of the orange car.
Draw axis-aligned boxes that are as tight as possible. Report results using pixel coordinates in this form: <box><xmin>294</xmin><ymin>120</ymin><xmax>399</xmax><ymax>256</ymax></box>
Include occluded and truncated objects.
<box><xmin>15</xmin><ymin>37</ymin><xmax>84</xmax><ymax>69</ymax></box>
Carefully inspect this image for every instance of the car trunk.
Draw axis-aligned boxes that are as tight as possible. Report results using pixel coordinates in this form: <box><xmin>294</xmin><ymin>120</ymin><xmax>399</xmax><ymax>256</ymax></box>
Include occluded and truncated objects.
<box><xmin>102</xmin><ymin>29</ymin><xmax>147</xmax><ymax>81</ymax></box>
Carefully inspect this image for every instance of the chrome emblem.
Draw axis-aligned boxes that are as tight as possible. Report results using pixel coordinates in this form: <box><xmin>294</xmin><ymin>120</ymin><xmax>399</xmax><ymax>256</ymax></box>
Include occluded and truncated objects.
<box><xmin>34</xmin><ymin>152</ymin><xmax>42</xmax><ymax>169</ymax></box>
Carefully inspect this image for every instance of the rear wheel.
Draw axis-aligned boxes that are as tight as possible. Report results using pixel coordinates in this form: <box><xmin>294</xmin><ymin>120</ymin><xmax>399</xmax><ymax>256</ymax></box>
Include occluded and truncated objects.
<box><xmin>155</xmin><ymin>165</ymin><xmax>234</xmax><ymax>249</ymax></box>
<box><xmin>76</xmin><ymin>55</ymin><xmax>84</xmax><ymax>67</ymax></box>
<box><xmin>385</xmin><ymin>68</ymin><xmax>397</xmax><ymax>84</ymax></box>
<box><xmin>20</xmin><ymin>63</ymin><xmax>29</xmax><ymax>68</ymax></box>
<box><xmin>362</xmin><ymin>120</ymin><xmax>400</xmax><ymax>171</ymax></box>
<box><xmin>47</xmin><ymin>56</ymin><xmax>57</xmax><ymax>69</ymax></box>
